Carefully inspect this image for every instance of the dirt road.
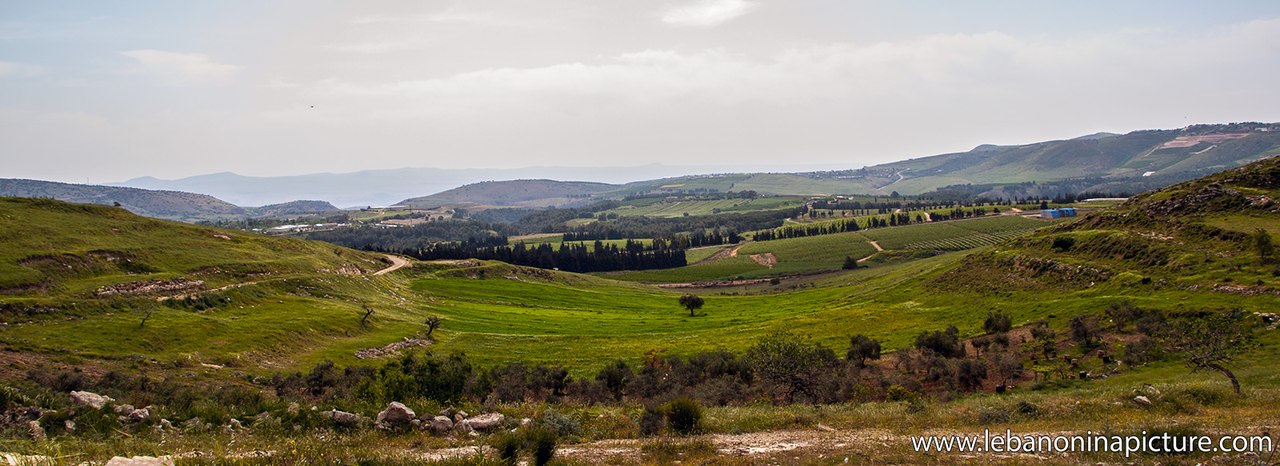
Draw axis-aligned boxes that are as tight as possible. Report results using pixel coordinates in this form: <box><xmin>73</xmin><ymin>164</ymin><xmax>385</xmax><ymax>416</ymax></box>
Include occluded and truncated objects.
<box><xmin>374</xmin><ymin>255</ymin><xmax>411</xmax><ymax>276</ymax></box>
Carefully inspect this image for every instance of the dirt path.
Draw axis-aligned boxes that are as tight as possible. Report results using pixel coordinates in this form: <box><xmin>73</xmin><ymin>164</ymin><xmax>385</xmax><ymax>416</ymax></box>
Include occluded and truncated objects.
<box><xmin>856</xmin><ymin>240</ymin><xmax>883</xmax><ymax>264</ymax></box>
<box><xmin>373</xmin><ymin>255</ymin><xmax>411</xmax><ymax>276</ymax></box>
<box><xmin>750</xmin><ymin>252</ymin><xmax>777</xmax><ymax>268</ymax></box>
<box><xmin>691</xmin><ymin>243</ymin><xmax>747</xmax><ymax>266</ymax></box>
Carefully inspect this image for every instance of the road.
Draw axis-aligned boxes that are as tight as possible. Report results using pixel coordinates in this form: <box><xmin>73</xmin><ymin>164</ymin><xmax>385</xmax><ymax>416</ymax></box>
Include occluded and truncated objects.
<box><xmin>373</xmin><ymin>255</ymin><xmax>411</xmax><ymax>276</ymax></box>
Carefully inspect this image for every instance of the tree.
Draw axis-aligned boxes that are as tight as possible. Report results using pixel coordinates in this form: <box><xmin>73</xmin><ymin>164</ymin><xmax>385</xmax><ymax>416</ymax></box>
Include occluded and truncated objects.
<box><xmin>1069</xmin><ymin>315</ymin><xmax>1099</xmax><ymax>347</ymax></box>
<box><xmin>983</xmin><ymin>311</ymin><xmax>1012</xmax><ymax>334</ymax></box>
<box><xmin>846</xmin><ymin>334</ymin><xmax>882</xmax><ymax>368</ymax></box>
<box><xmin>678</xmin><ymin>294</ymin><xmax>705</xmax><ymax>317</ymax></box>
<box><xmin>842</xmin><ymin>256</ymin><xmax>860</xmax><ymax>270</ymax></box>
<box><xmin>1162</xmin><ymin>309</ymin><xmax>1259</xmax><ymax>395</ymax></box>
<box><xmin>361</xmin><ymin>304</ymin><xmax>375</xmax><ymax>328</ymax></box>
<box><xmin>424</xmin><ymin>315</ymin><xmax>442</xmax><ymax>339</ymax></box>
<box><xmin>1253</xmin><ymin>228</ymin><xmax>1274</xmax><ymax>264</ymax></box>
<box><xmin>914</xmin><ymin>326</ymin><xmax>964</xmax><ymax>358</ymax></box>
<box><xmin>746</xmin><ymin>331</ymin><xmax>839</xmax><ymax>402</ymax></box>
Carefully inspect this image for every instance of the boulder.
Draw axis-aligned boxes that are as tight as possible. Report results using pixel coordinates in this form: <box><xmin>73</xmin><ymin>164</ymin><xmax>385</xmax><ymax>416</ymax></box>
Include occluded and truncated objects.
<box><xmin>376</xmin><ymin>402</ymin><xmax>416</xmax><ymax>430</ymax></box>
<box><xmin>70</xmin><ymin>391</ymin><xmax>113</xmax><ymax>410</ymax></box>
<box><xmin>453</xmin><ymin>410</ymin><xmax>469</xmax><ymax>423</ymax></box>
<box><xmin>463</xmin><ymin>412</ymin><xmax>505</xmax><ymax>431</ymax></box>
<box><xmin>114</xmin><ymin>404</ymin><xmax>136</xmax><ymax>415</ymax></box>
<box><xmin>1134</xmin><ymin>395</ymin><xmax>1152</xmax><ymax>406</ymax></box>
<box><xmin>428</xmin><ymin>415</ymin><xmax>454</xmax><ymax>434</ymax></box>
<box><xmin>322</xmin><ymin>409</ymin><xmax>366</xmax><ymax>428</ymax></box>
<box><xmin>105</xmin><ymin>456</ymin><xmax>175</xmax><ymax>466</ymax></box>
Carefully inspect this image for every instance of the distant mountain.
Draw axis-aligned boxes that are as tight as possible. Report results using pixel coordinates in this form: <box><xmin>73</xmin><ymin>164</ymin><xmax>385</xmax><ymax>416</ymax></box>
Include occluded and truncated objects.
<box><xmin>846</xmin><ymin>122</ymin><xmax>1280</xmax><ymax>195</ymax></box>
<box><xmin>245</xmin><ymin>200</ymin><xmax>340</xmax><ymax>218</ymax></box>
<box><xmin>398</xmin><ymin>180</ymin><xmax>616</xmax><ymax>208</ymax></box>
<box><xmin>114</xmin><ymin>165</ymin><xmax>763</xmax><ymax>208</ymax></box>
<box><xmin>0</xmin><ymin>179</ymin><xmax>245</xmax><ymax>222</ymax></box>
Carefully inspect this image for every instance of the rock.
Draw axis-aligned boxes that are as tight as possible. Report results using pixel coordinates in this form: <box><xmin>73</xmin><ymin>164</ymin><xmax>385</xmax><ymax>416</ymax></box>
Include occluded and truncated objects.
<box><xmin>463</xmin><ymin>412</ymin><xmax>505</xmax><ymax>431</ymax></box>
<box><xmin>439</xmin><ymin>407</ymin><xmax>456</xmax><ymax>419</ymax></box>
<box><xmin>70</xmin><ymin>390</ymin><xmax>114</xmax><ymax>409</ymax></box>
<box><xmin>287</xmin><ymin>402</ymin><xmax>301</xmax><ymax>415</ymax></box>
<box><xmin>64</xmin><ymin>419</ymin><xmax>76</xmax><ymax>432</ymax></box>
<box><xmin>520</xmin><ymin>417</ymin><xmax>532</xmax><ymax>426</ymax></box>
<box><xmin>375</xmin><ymin>402</ymin><xmax>416</xmax><ymax>430</ymax></box>
<box><xmin>322</xmin><ymin>409</ymin><xmax>366</xmax><ymax>428</ymax></box>
<box><xmin>229</xmin><ymin>418</ymin><xmax>243</xmax><ymax>430</ymax></box>
<box><xmin>160</xmin><ymin>419</ymin><xmax>174</xmax><ymax>430</ymax></box>
<box><xmin>1141</xmin><ymin>385</ymin><xmax>1161</xmax><ymax>397</ymax></box>
<box><xmin>428</xmin><ymin>416</ymin><xmax>454</xmax><ymax>434</ymax></box>
<box><xmin>105</xmin><ymin>456</ymin><xmax>175</xmax><ymax>466</ymax></box>
<box><xmin>183</xmin><ymin>417</ymin><xmax>210</xmax><ymax>432</ymax></box>
<box><xmin>1134</xmin><ymin>395</ymin><xmax>1152</xmax><ymax>406</ymax></box>
<box><xmin>114</xmin><ymin>404</ymin><xmax>136</xmax><ymax>415</ymax></box>
<box><xmin>128</xmin><ymin>408</ymin><xmax>150</xmax><ymax>422</ymax></box>
<box><xmin>28</xmin><ymin>420</ymin><xmax>45</xmax><ymax>441</ymax></box>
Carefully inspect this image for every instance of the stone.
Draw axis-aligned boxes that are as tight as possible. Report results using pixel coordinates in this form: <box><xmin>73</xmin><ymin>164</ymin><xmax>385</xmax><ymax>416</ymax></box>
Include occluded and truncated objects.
<box><xmin>463</xmin><ymin>412</ymin><xmax>505</xmax><ymax>431</ymax></box>
<box><xmin>70</xmin><ymin>391</ymin><xmax>113</xmax><ymax>410</ymax></box>
<box><xmin>1134</xmin><ymin>395</ymin><xmax>1152</xmax><ymax>406</ymax></box>
<box><xmin>114</xmin><ymin>404</ymin><xmax>136</xmax><ymax>415</ymax></box>
<box><xmin>128</xmin><ymin>408</ymin><xmax>150</xmax><ymax>422</ymax></box>
<box><xmin>105</xmin><ymin>456</ymin><xmax>175</xmax><ymax>466</ymax></box>
<box><xmin>28</xmin><ymin>420</ymin><xmax>45</xmax><ymax>441</ymax></box>
<box><xmin>428</xmin><ymin>415</ymin><xmax>454</xmax><ymax>434</ymax></box>
<box><xmin>375</xmin><ymin>402</ymin><xmax>416</xmax><ymax>430</ymax></box>
<box><xmin>64</xmin><ymin>419</ymin><xmax>76</xmax><ymax>432</ymax></box>
<box><xmin>322</xmin><ymin>409</ymin><xmax>366</xmax><ymax>428</ymax></box>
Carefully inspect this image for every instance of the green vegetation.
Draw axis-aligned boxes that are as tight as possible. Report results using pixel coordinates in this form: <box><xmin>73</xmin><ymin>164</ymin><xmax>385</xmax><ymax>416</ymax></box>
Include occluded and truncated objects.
<box><xmin>1</xmin><ymin>155</ymin><xmax>1279</xmax><ymax>463</ymax></box>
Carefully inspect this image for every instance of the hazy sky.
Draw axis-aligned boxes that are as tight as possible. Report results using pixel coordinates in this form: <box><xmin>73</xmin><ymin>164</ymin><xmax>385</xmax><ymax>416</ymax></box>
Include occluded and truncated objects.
<box><xmin>3</xmin><ymin>0</ymin><xmax>1280</xmax><ymax>183</ymax></box>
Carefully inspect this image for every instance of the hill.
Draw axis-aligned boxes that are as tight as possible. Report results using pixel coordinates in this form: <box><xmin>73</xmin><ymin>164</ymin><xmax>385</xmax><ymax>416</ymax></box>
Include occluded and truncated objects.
<box><xmin>0</xmin><ymin>178</ymin><xmax>246</xmax><ymax>222</ymax></box>
<box><xmin>850</xmin><ymin>122</ymin><xmax>1280</xmax><ymax>195</ymax></box>
<box><xmin>245</xmin><ymin>200</ymin><xmax>340</xmax><ymax>218</ymax></box>
<box><xmin>935</xmin><ymin>155</ymin><xmax>1280</xmax><ymax>291</ymax></box>
<box><xmin>398</xmin><ymin>179</ymin><xmax>617</xmax><ymax>208</ymax></box>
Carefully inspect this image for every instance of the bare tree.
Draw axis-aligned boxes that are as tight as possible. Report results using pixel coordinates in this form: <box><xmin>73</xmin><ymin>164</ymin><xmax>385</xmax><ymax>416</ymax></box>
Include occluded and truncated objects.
<box><xmin>424</xmin><ymin>315</ymin><xmax>442</xmax><ymax>339</ymax></box>
<box><xmin>360</xmin><ymin>304</ymin><xmax>374</xmax><ymax>328</ymax></box>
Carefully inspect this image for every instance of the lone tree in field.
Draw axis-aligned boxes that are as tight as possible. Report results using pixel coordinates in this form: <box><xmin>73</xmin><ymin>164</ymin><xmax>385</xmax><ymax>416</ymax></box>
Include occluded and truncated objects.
<box><xmin>678</xmin><ymin>294</ymin><xmax>705</xmax><ymax>317</ymax></box>
<box><xmin>424</xmin><ymin>315</ymin><xmax>442</xmax><ymax>340</ymax></box>
<box><xmin>1163</xmin><ymin>309</ymin><xmax>1259</xmax><ymax>396</ymax></box>
<box><xmin>360</xmin><ymin>304</ymin><xmax>374</xmax><ymax>328</ymax></box>
<box><xmin>1254</xmin><ymin>228</ymin><xmax>1274</xmax><ymax>264</ymax></box>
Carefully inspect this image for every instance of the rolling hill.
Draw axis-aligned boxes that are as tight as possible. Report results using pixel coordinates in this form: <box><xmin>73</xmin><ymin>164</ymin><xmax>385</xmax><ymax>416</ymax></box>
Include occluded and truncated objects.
<box><xmin>0</xmin><ymin>178</ymin><xmax>247</xmax><ymax>222</ymax></box>
<box><xmin>397</xmin><ymin>179</ymin><xmax>616</xmax><ymax>208</ymax></box>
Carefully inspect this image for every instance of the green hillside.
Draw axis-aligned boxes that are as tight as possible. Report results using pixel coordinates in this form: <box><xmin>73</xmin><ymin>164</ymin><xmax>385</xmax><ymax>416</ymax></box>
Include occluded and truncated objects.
<box><xmin>398</xmin><ymin>179</ymin><xmax>615</xmax><ymax>208</ymax></box>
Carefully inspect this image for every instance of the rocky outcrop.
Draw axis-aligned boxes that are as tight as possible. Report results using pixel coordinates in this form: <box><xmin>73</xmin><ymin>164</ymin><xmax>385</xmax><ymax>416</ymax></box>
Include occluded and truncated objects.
<box><xmin>322</xmin><ymin>409</ymin><xmax>367</xmax><ymax>428</ymax></box>
<box><xmin>461</xmin><ymin>412</ymin><xmax>505</xmax><ymax>431</ymax></box>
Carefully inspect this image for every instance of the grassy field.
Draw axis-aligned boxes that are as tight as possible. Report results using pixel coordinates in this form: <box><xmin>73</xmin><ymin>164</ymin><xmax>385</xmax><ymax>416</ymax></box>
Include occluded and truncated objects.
<box><xmin>602</xmin><ymin>196</ymin><xmax>804</xmax><ymax>218</ymax></box>
<box><xmin>611</xmin><ymin>215</ymin><xmax>1053</xmax><ymax>283</ymax></box>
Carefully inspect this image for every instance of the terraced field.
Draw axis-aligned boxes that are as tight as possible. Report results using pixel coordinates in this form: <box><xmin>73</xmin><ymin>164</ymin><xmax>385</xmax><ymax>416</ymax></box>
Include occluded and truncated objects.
<box><xmin>602</xmin><ymin>196</ymin><xmax>804</xmax><ymax>218</ymax></box>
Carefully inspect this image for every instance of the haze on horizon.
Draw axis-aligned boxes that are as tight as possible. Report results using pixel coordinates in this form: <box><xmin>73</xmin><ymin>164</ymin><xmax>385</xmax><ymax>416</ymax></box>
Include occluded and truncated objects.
<box><xmin>2</xmin><ymin>0</ymin><xmax>1279</xmax><ymax>184</ymax></box>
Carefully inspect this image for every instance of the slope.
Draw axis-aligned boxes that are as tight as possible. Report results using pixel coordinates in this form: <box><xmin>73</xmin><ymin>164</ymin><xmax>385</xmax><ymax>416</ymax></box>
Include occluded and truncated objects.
<box><xmin>398</xmin><ymin>179</ymin><xmax>617</xmax><ymax>208</ymax></box>
<box><xmin>0</xmin><ymin>179</ymin><xmax>246</xmax><ymax>222</ymax></box>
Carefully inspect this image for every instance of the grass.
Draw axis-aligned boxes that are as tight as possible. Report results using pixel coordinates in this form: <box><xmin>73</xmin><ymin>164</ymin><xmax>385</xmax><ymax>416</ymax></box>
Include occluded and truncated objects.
<box><xmin>602</xmin><ymin>196</ymin><xmax>804</xmax><ymax>218</ymax></box>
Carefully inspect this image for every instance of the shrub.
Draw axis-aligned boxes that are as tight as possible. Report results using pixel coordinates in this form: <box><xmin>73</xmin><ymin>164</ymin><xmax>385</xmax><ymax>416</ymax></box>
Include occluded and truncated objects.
<box><xmin>1051</xmin><ymin>236</ymin><xmax>1075</xmax><ymax>251</ymax></box>
<box><xmin>639</xmin><ymin>405</ymin><xmax>665</xmax><ymax>436</ymax></box>
<box><xmin>1015</xmin><ymin>400</ymin><xmax>1040</xmax><ymax>417</ymax></box>
<box><xmin>983</xmin><ymin>311</ymin><xmax>1012</xmax><ymax>334</ymax></box>
<box><xmin>665</xmin><ymin>397</ymin><xmax>702</xmax><ymax>435</ymax></box>
<box><xmin>885</xmin><ymin>384</ymin><xmax>916</xmax><ymax>402</ymax></box>
<box><xmin>539</xmin><ymin>409</ymin><xmax>581</xmax><ymax>438</ymax></box>
<box><xmin>492</xmin><ymin>432</ymin><xmax>521</xmax><ymax>465</ymax></box>
<box><xmin>914</xmin><ymin>326</ymin><xmax>964</xmax><ymax>358</ymax></box>
<box><xmin>527</xmin><ymin>427</ymin><xmax>558</xmax><ymax>466</ymax></box>
<box><xmin>977</xmin><ymin>406</ymin><xmax>1011</xmax><ymax>424</ymax></box>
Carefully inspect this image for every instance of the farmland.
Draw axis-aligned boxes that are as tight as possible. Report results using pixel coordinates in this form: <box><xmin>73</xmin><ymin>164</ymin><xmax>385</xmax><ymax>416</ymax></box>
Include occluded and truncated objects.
<box><xmin>601</xmin><ymin>196</ymin><xmax>806</xmax><ymax>218</ymax></box>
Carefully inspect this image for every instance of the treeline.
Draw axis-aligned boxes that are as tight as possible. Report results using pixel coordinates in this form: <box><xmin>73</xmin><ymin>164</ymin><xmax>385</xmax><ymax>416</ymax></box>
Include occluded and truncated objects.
<box><xmin>390</xmin><ymin>240</ymin><xmax>687</xmax><ymax>273</ymax></box>
<box><xmin>563</xmin><ymin>229</ymin><xmax>742</xmax><ymax>248</ymax></box>
<box><xmin>305</xmin><ymin>222</ymin><xmax>516</xmax><ymax>251</ymax></box>
<box><xmin>556</xmin><ymin>207</ymin><xmax>803</xmax><ymax>240</ymax></box>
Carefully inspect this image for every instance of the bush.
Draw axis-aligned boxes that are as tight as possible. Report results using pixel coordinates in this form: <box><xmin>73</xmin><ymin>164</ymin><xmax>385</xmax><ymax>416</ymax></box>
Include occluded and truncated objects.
<box><xmin>492</xmin><ymin>432</ymin><xmax>521</xmax><ymax>465</ymax></box>
<box><xmin>885</xmin><ymin>384</ymin><xmax>916</xmax><ymax>402</ymax></box>
<box><xmin>983</xmin><ymin>311</ymin><xmax>1012</xmax><ymax>334</ymax></box>
<box><xmin>977</xmin><ymin>406</ymin><xmax>1011</xmax><ymax>424</ymax></box>
<box><xmin>527</xmin><ymin>427</ymin><xmax>558</xmax><ymax>466</ymax></box>
<box><xmin>665</xmin><ymin>397</ymin><xmax>702</xmax><ymax>435</ymax></box>
<box><xmin>914</xmin><ymin>326</ymin><xmax>964</xmax><ymax>358</ymax></box>
<box><xmin>1015</xmin><ymin>400</ymin><xmax>1040</xmax><ymax>417</ymax></box>
<box><xmin>1051</xmin><ymin>236</ymin><xmax>1075</xmax><ymax>251</ymax></box>
<box><xmin>639</xmin><ymin>405</ymin><xmax>665</xmax><ymax>436</ymax></box>
<box><xmin>539</xmin><ymin>409</ymin><xmax>581</xmax><ymax>438</ymax></box>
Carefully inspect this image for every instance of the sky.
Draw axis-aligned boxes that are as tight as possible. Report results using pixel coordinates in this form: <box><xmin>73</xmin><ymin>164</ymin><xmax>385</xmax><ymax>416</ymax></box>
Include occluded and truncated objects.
<box><xmin>2</xmin><ymin>0</ymin><xmax>1279</xmax><ymax>184</ymax></box>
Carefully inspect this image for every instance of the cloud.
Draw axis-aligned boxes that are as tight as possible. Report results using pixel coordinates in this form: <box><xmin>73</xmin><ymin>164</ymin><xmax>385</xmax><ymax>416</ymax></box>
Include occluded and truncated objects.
<box><xmin>662</xmin><ymin>0</ymin><xmax>758</xmax><ymax>27</ymax></box>
<box><xmin>119</xmin><ymin>50</ymin><xmax>241</xmax><ymax>84</ymax></box>
<box><xmin>0</xmin><ymin>60</ymin><xmax>45</xmax><ymax>77</ymax></box>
